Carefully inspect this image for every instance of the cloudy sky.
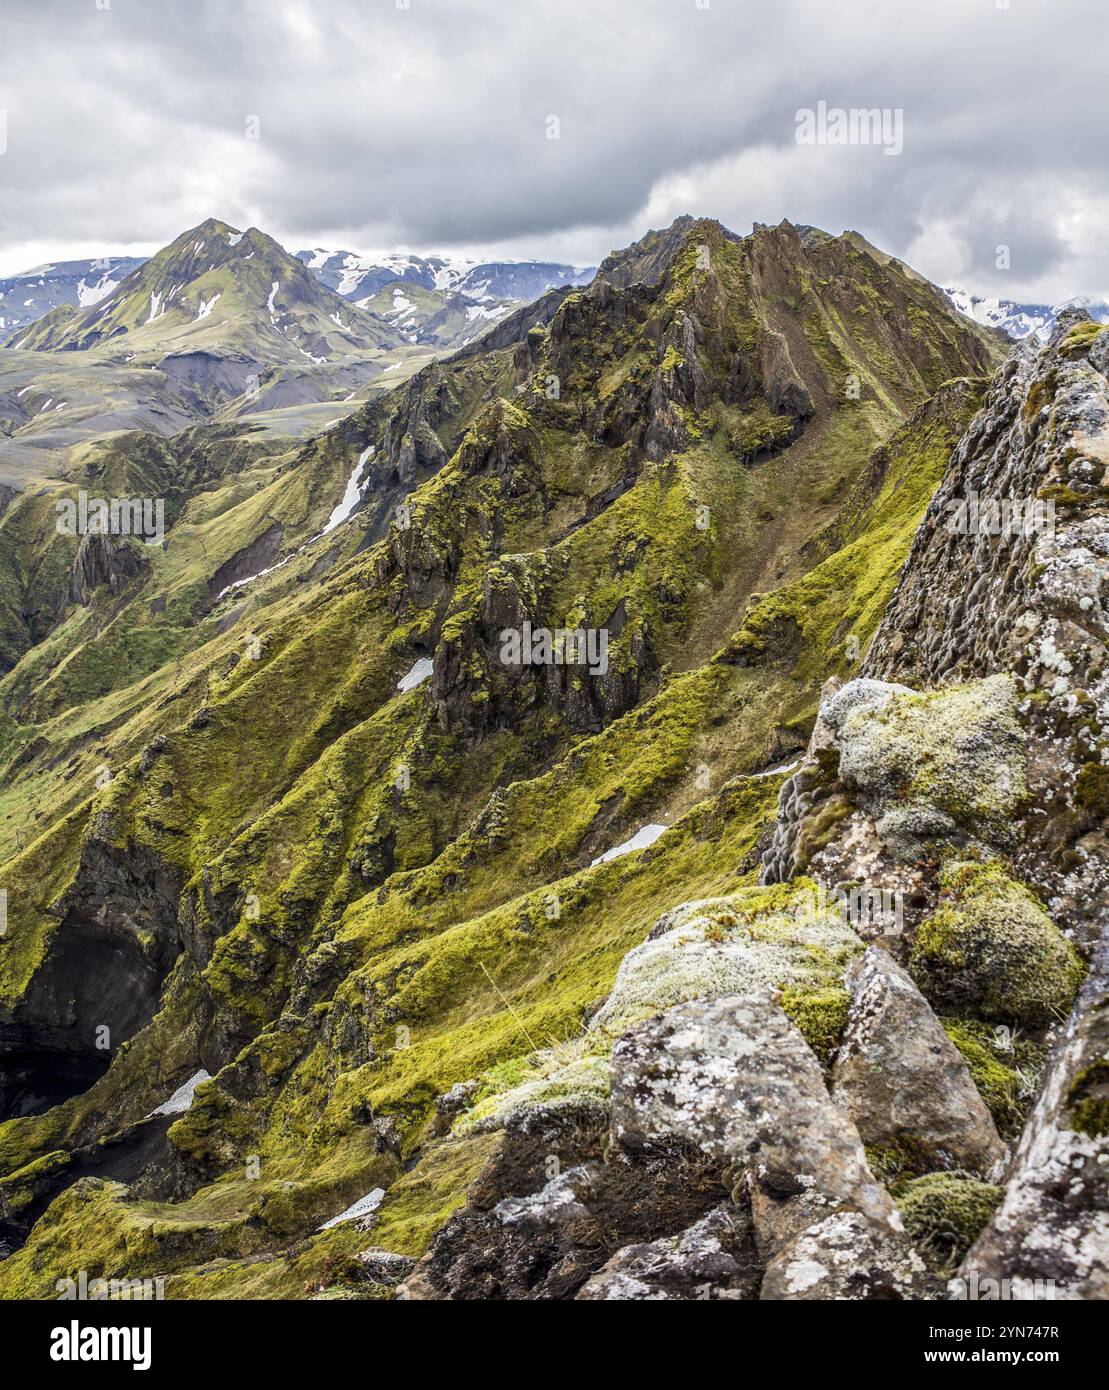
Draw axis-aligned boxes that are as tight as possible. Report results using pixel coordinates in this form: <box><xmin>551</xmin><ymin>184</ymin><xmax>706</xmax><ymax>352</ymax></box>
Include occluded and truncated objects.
<box><xmin>0</xmin><ymin>0</ymin><xmax>1104</xmax><ymax>303</ymax></box>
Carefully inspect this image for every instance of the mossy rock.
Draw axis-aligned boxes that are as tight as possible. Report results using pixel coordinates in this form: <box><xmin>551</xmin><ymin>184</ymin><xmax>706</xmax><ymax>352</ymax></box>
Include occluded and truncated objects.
<box><xmin>1075</xmin><ymin>761</ymin><xmax>1109</xmax><ymax>818</ymax></box>
<box><xmin>587</xmin><ymin>881</ymin><xmax>863</xmax><ymax>1042</ymax></box>
<box><xmin>895</xmin><ymin>1172</ymin><xmax>1004</xmax><ymax>1276</ymax></box>
<box><xmin>835</xmin><ymin>675</ymin><xmax>1026</xmax><ymax>855</ymax></box>
<box><xmin>910</xmin><ymin>860</ymin><xmax>1085</xmax><ymax>1026</ymax></box>
<box><xmin>864</xmin><ymin>1135</ymin><xmax>942</xmax><ymax>1186</ymax></box>
<box><xmin>790</xmin><ymin>791</ymin><xmax>853</xmax><ymax>873</ymax></box>
<box><xmin>778</xmin><ymin>984</ymin><xmax>850</xmax><ymax>1068</ymax></box>
<box><xmin>0</xmin><ymin>1148</ymin><xmax>71</xmax><ymax>1220</ymax></box>
<box><xmin>456</xmin><ymin>1044</ymin><xmax>611</xmax><ymax>1135</ymax></box>
<box><xmin>1059</xmin><ymin>320</ymin><xmax>1108</xmax><ymax>357</ymax></box>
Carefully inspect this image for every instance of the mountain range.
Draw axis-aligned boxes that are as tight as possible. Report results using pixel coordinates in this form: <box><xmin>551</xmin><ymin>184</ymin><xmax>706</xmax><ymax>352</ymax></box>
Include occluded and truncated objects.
<box><xmin>10</xmin><ymin>230</ymin><xmax>1104</xmax><ymax>358</ymax></box>
<box><xmin>0</xmin><ymin>224</ymin><xmax>594</xmax><ymax>482</ymax></box>
<box><xmin>295</xmin><ymin>246</ymin><xmax>593</xmax><ymax>306</ymax></box>
<box><xmin>0</xmin><ymin>211</ymin><xmax>1104</xmax><ymax>1303</ymax></box>
<box><xmin>943</xmin><ymin>286</ymin><xmax>1109</xmax><ymax>341</ymax></box>
<box><xmin>1</xmin><ymin>240</ymin><xmax>592</xmax><ymax>355</ymax></box>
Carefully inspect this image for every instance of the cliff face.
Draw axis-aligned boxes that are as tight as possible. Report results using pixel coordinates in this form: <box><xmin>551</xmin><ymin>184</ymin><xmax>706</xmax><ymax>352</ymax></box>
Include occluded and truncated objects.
<box><xmin>5</xmin><ymin>220</ymin><xmax>1103</xmax><ymax>1302</ymax></box>
<box><xmin>864</xmin><ymin>309</ymin><xmax>1109</xmax><ymax>945</ymax></box>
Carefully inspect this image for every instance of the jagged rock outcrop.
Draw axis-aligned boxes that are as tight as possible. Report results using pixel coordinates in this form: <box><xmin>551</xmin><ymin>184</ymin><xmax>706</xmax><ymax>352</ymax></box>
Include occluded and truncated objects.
<box><xmin>865</xmin><ymin>310</ymin><xmax>1109</xmax><ymax>942</ymax></box>
<box><xmin>404</xmin><ymin>987</ymin><xmax>933</xmax><ymax>1301</ymax></box>
<box><xmin>0</xmin><ymin>832</ymin><xmax>186</xmax><ymax>1107</ymax></box>
<box><xmin>756</xmin><ymin>319</ymin><xmax>1109</xmax><ymax>1298</ymax></box>
<box><xmin>68</xmin><ymin>531</ymin><xmax>150</xmax><ymax>605</ymax></box>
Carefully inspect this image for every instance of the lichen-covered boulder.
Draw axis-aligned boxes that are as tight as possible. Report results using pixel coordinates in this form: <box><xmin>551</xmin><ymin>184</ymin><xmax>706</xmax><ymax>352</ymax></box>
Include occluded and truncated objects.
<box><xmin>832</xmin><ymin>947</ymin><xmax>1005</xmax><ymax>1176</ymax></box>
<box><xmin>909</xmin><ymin>860</ymin><xmax>1084</xmax><ymax>1026</ymax></box>
<box><xmin>588</xmin><ymin>887</ymin><xmax>862</xmax><ymax>1048</ymax></box>
<box><xmin>864</xmin><ymin>316</ymin><xmax>1109</xmax><ymax>940</ymax></box>
<box><xmin>609</xmin><ymin>992</ymin><xmax>903</xmax><ymax>1256</ymax></box>
<box><xmin>760</xmin><ymin>1209</ymin><xmax>930</xmax><ymax>1300</ymax></box>
<box><xmin>827</xmin><ymin>674</ymin><xmax>1027</xmax><ymax>859</ymax></box>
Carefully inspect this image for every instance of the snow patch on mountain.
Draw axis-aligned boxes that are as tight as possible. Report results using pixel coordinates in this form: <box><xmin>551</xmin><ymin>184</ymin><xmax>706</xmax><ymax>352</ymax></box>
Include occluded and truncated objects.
<box><xmin>945</xmin><ymin>287</ymin><xmax>1109</xmax><ymax>342</ymax></box>
<box><xmin>148</xmin><ymin>1069</ymin><xmax>212</xmax><ymax>1119</ymax></box>
<box><xmin>76</xmin><ymin>273</ymin><xmax>121</xmax><ymax>308</ymax></box>
<box><xmin>296</xmin><ymin>246</ymin><xmax>595</xmax><ymax>309</ymax></box>
<box><xmin>0</xmin><ymin>255</ymin><xmax>146</xmax><ymax>333</ymax></box>
<box><xmin>397</xmin><ymin>657</ymin><xmax>434</xmax><ymax>693</ymax></box>
<box><xmin>591</xmin><ymin>823</ymin><xmax>669</xmax><ymax>866</ymax></box>
<box><xmin>322</xmin><ymin>444</ymin><xmax>374</xmax><ymax>534</ymax></box>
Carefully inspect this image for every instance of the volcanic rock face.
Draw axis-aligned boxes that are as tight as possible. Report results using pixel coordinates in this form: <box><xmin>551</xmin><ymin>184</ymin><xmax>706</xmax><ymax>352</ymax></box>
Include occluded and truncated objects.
<box><xmin>68</xmin><ymin>531</ymin><xmax>150</xmax><ymax>605</ymax></box>
<box><xmin>865</xmin><ymin>309</ymin><xmax>1109</xmax><ymax>941</ymax></box>
<box><xmin>0</xmin><ymin>833</ymin><xmax>186</xmax><ymax>1125</ymax></box>
<box><xmin>959</xmin><ymin>930</ymin><xmax>1109</xmax><ymax>1299</ymax></box>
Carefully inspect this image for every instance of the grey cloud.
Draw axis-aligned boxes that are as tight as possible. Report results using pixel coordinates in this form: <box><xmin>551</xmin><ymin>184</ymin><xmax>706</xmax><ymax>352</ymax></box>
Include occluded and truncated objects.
<box><xmin>0</xmin><ymin>0</ymin><xmax>1104</xmax><ymax>301</ymax></box>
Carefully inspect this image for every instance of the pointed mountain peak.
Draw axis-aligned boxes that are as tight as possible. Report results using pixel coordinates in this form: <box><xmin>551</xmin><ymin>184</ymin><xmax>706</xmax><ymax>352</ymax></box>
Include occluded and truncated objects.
<box><xmin>593</xmin><ymin>215</ymin><xmax>741</xmax><ymax>290</ymax></box>
<box><xmin>10</xmin><ymin>218</ymin><xmax>403</xmax><ymax>359</ymax></box>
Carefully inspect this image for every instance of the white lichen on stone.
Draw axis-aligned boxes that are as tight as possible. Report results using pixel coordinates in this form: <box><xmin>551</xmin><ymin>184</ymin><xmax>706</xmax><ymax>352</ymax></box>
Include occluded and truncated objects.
<box><xmin>587</xmin><ymin>887</ymin><xmax>862</xmax><ymax>1038</ymax></box>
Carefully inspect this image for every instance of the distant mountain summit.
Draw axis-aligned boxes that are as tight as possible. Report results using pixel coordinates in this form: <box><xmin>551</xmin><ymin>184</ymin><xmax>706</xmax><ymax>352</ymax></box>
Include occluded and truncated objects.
<box><xmin>945</xmin><ymin>286</ymin><xmax>1109</xmax><ymax>341</ymax></box>
<box><xmin>0</xmin><ymin>232</ymin><xmax>595</xmax><ymax>359</ymax></box>
<box><xmin>0</xmin><ymin>256</ymin><xmax>145</xmax><ymax>337</ymax></box>
<box><xmin>10</xmin><ymin>218</ymin><xmax>401</xmax><ymax>359</ymax></box>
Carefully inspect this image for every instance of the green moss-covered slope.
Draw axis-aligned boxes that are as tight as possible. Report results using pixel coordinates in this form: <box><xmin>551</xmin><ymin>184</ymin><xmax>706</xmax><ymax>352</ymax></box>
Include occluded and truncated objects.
<box><xmin>0</xmin><ymin>214</ymin><xmax>1000</xmax><ymax>1297</ymax></box>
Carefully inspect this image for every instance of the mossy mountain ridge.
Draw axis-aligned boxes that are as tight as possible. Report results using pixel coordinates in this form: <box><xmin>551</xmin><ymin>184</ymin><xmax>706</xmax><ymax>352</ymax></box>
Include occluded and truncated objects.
<box><xmin>1</xmin><ymin>215</ymin><xmax>1101</xmax><ymax>1300</ymax></box>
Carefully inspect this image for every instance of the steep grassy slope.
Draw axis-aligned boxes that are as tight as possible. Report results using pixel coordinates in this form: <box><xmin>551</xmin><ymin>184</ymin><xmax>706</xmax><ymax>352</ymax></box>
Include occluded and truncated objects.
<box><xmin>0</xmin><ymin>216</ymin><xmax>1001</xmax><ymax>1295</ymax></box>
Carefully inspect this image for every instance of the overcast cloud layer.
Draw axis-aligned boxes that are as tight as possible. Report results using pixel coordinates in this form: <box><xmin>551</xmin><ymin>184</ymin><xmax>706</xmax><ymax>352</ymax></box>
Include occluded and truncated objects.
<box><xmin>0</xmin><ymin>0</ymin><xmax>1104</xmax><ymax>303</ymax></box>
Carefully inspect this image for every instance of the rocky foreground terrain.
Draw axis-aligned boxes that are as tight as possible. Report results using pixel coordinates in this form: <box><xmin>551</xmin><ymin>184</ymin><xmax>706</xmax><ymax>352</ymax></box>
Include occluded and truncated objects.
<box><xmin>0</xmin><ymin>216</ymin><xmax>1104</xmax><ymax>1300</ymax></box>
